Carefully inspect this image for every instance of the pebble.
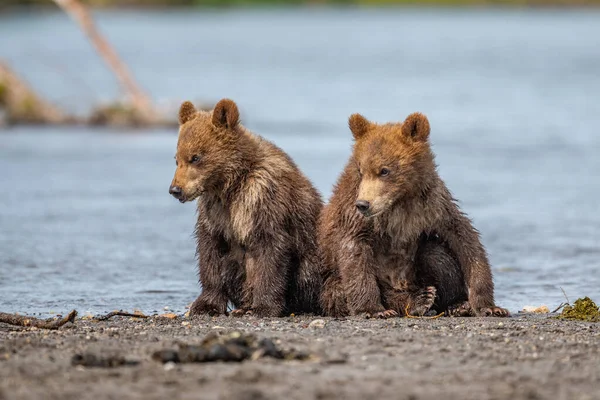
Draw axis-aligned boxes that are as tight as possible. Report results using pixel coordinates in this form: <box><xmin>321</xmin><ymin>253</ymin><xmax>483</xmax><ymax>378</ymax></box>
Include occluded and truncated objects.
<box><xmin>308</xmin><ymin>319</ymin><xmax>326</xmax><ymax>329</ymax></box>
<box><xmin>163</xmin><ymin>362</ymin><xmax>176</xmax><ymax>371</ymax></box>
<box><xmin>522</xmin><ymin>305</ymin><xmax>550</xmax><ymax>314</ymax></box>
<box><xmin>158</xmin><ymin>313</ymin><xmax>178</xmax><ymax>319</ymax></box>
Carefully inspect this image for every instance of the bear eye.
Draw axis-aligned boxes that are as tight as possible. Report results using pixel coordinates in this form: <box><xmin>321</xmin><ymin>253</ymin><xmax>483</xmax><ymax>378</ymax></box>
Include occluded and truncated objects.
<box><xmin>190</xmin><ymin>155</ymin><xmax>201</xmax><ymax>164</ymax></box>
<box><xmin>379</xmin><ymin>168</ymin><xmax>390</xmax><ymax>177</ymax></box>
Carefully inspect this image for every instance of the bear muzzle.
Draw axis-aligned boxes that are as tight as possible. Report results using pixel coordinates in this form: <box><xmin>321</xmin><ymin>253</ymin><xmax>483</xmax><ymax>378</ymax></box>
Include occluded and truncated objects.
<box><xmin>355</xmin><ymin>200</ymin><xmax>371</xmax><ymax>215</ymax></box>
<box><xmin>169</xmin><ymin>185</ymin><xmax>185</xmax><ymax>203</ymax></box>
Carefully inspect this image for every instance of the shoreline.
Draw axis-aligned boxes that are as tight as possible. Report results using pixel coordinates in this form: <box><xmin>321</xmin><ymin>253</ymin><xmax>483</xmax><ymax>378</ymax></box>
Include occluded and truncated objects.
<box><xmin>1</xmin><ymin>313</ymin><xmax>598</xmax><ymax>399</ymax></box>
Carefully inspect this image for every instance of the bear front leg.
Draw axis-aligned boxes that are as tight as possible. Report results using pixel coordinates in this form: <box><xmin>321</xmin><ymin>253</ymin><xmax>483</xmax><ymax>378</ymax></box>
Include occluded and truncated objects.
<box><xmin>189</xmin><ymin>291</ymin><xmax>228</xmax><ymax>316</ymax></box>
<box><xmin>340</xmin><ymin>238</ymin><xmax>392</xmax><ymax>318</ymax></box>
<box><xmin>189</xmin><ymin>227</ymin><xmax>230</xmax><ymax>317</ymax></box>
<box><xmin>320</xmin><ymin>269</ymin><xmax>350</xmax><ymax>317</ymax></box>
<box><xmin>439</xmin><ymin>211</ymin><xmax>509</xmax><ymax>318</ymax></box>
<box><xmin>243</xmin><ymin>242</ymin><xmax>288</xmax><ymax>317</ymax></box>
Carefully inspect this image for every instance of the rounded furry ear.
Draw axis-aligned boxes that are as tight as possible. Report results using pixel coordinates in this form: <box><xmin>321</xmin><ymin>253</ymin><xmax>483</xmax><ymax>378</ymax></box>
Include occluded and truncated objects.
<box><xmin>401</xmin><ymin>112</ymin><xmax>430</xmax><ymax>142</ymax></box>
<box><xmin>178</xmin><ymin>101</ymin><xmax>197</xmax><ymax>125</ymax></box>
<box><xmin>348</xmin><ymin>113</ymin><xmax>370</xmax><ymax>140</ymax></box>
<box><xmin>212</xmin><ymin>98</ymin><xmax>240</xmax><ymax>130</ymax></box>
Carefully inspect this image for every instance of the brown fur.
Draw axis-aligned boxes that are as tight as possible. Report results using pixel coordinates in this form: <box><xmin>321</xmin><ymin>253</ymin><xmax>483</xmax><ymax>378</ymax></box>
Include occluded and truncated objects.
<box><xmin>170</xmin><ymin>99</ymin><xmax>323</xmax><ymax>317</ymax></box>
<box><xmin>320</xmin><ymin>112</ymin><xmax>508</xmax><ymax>318</ymax></box>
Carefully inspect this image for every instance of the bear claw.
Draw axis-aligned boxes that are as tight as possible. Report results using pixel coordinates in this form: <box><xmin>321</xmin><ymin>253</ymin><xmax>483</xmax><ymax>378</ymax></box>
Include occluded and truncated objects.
<box><xmin>365</xmin><ymin>309</ymin><xmax>399</xmax><ymax>319</ymax></box>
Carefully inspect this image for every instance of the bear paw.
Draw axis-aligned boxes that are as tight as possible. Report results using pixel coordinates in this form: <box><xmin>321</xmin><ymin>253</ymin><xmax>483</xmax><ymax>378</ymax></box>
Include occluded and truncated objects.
<box><xmin>189</xmin><ymin>295</ymin><xmax>227</xmax><ymax>317</ymax></box>
<box><xmin>230</xmin><ymin>308</ymin><xmax>253</xmax><ymax>317</ymax></box>
<box><xmin>407</xmin><ymin>286</ymin><xmax>437</xmax><ymax>316</ymax></box>
<box><xmin>365</xmin><ymin>309</ymin><xmax>399</xmax><ymax>319</ymax></box>
<box><xmin>447</xmin><ymin>301</ymin><xmax>474</xmax><ymax>317</ymax></box>
<box><xmin>476</xmin><ymin>306</ymin><xmax>510</xmax><ymax>318</ymax></box>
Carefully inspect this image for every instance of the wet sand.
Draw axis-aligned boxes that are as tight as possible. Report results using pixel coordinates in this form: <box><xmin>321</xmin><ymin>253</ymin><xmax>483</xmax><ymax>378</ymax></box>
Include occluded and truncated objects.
<box><xmin>1</xmin><ymin>314</ymin><xmax>598</xmax><ymax>400</ymax></box>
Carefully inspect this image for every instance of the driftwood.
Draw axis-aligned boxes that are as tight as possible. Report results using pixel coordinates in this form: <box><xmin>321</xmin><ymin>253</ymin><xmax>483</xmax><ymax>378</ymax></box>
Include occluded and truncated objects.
<box><xmin>0</xmin><ymin>62</ymin><xmax>72</xmax><ymax>125</ymax></box>
<box><xmin>0</xmin><ymin>60</ymin><xmax>179</xmax><ymax>128</ymax></box>
<box><xmin>52</xmin><ymin>0</ymin><xmax>154</xmax><ymax>121</ymax></box>
<box><xmin>0</xmin><ymin>310</ymin><xmax>77</xmax><ymax>329</ymax></box>
<box><xmin>0</xmin><ymin>0</ymin><xmax>182</xmax><ymax>128</ymax></box>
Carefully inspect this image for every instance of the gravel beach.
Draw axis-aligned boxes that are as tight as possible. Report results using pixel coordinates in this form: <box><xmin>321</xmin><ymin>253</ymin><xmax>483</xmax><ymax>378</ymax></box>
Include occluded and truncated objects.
<box><xmin>1</xmin><ymin>314</ymin><xmax>598</xmax><ymax>400</ymax></box>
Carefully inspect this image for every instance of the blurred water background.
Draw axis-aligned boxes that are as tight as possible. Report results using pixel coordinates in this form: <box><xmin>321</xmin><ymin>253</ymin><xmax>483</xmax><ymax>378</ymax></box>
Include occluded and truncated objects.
<box><xmin>1</xmin><ymin>8</ymin><xmax>599</xmax><ymax>315</ymax></box>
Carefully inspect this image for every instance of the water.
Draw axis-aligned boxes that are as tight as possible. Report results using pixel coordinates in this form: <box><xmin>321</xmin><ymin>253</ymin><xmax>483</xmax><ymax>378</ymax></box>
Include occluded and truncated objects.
<box><xmin>1</xmin><ymin>8</ymin><xmax>599</xmax><ymax>315</ymax></box>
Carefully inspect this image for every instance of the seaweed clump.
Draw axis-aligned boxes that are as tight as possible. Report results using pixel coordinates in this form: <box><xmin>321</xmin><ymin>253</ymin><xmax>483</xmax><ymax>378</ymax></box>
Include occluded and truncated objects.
<box><xmin>558</xmin><ymin>297</ymin><xmax>599</xmax><ymax>322</ymax></box>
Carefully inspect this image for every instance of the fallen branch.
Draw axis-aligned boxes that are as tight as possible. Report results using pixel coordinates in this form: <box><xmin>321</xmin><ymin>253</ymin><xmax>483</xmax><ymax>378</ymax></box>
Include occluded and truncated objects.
<box><xmin>95</xmin><ymin>311</ymin><xmax>148</xmax><ymax>321</ymax></box>
<box><xmin>0</xmin><ymin>310</ymin><xmax>77</xmax><ymax>329</ymax></box>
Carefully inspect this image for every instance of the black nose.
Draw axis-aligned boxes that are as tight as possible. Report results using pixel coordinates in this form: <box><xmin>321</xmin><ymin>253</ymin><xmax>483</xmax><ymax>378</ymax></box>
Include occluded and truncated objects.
<box><xmin>355</xmin><ymin>200</ymin><xmax>370</xmax><ymax>213</ymax></box>
<box><xmin>169</xmin><ymin>186</ymin><xmax>182</xmax><ymax>198</ymax></box>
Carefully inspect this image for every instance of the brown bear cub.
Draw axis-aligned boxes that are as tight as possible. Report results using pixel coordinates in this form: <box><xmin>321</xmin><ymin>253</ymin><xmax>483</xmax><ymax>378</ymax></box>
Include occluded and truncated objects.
<box><xmin>169</xmin><ymin>99</ymin><xmax>322</xmax><ymax>317</ymax></box>
<box><xmin>320</xmin><ymin>112</ymin><xmax>509</xmax><ymax>318</ymax></box>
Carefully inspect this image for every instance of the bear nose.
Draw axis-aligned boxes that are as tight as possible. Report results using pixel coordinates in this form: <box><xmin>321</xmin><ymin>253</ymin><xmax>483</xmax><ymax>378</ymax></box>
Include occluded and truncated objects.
<box><xmin>355</xmin><ymin>200</ymin><xmax>370</xmax><ymax>214</ymax></box>
<box><xmin>169</xmin><ymin>185</ymin><xmax>183</xmax><ymax>198</ymax></box>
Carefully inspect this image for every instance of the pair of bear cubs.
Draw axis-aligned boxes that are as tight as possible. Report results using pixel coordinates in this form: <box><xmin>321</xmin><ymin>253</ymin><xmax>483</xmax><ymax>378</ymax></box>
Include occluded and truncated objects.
<box><xmin>169</xmin><ymin>98</ymin><xmax>509</xmax><ymax>319</ymax></box>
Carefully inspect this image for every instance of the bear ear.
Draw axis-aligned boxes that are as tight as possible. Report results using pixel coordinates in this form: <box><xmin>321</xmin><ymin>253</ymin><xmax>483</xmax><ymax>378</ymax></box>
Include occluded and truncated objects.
<box><xmin>348</xmin><ymin>113</ymin><xmax>370</xmax><ymax>140</ymax></box>
<box><xmin>212</xmin><ymin>98</ymin><xmax>240</xmax><ymax>130</ymax></box>
<box><xmin>401</xmin><ymin>112</ymin><xmax>430</xmax><ymax>142</ymax></box>
<box><xmin>178</xmin><ymin>101</ymin><xmax>197</xmax><ymax>125</ymax></box>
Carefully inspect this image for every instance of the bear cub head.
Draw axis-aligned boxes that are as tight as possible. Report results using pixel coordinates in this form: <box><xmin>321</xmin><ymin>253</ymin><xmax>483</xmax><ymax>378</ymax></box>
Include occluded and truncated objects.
<box><xmin>169</xmin><ymin>98</ymin><xmax>242</xmax><ymax>203</ymax></box>
<box><xmin>349</xmin><ymin>112</ymin><xmax>436</xmax><ymax>217</ymax></box>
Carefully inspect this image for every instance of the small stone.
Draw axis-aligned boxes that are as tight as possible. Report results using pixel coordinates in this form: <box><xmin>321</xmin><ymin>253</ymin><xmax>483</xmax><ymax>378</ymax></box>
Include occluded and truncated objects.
<box><xmin>164</xmin><ymin>361</ymin><xmax>176</xmax><ymax>371</ymax></box>
<box><xmin>309</xmin><ymin>319</ymin><xmax>326</xmax><ymax>329</ymax></box>
<box><xmin>521</xmin><ymin>305</ymin><xmax>550</xmax><ymax>314</ymax></box>
<box><xmin>158</xmin><ymin>313</ymin><xmax>178</xmax><ymax>319</ymax></box>
<box><xmin>182</xmin><ymin>321</ymin><xmax>190</xmax><ymax>327</ymax></box>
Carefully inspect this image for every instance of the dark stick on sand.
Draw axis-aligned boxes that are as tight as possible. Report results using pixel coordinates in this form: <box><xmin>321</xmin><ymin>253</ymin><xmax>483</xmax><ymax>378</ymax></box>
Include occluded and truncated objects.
<box><xmin>95</xmin><ymin>311</ymin><xmax>149</xmax><ymax>321</ymax></box>
<box><xmin>0</xmin><ymin>310</ymin><xmax>77</xmax><ymax>329</ymax></box>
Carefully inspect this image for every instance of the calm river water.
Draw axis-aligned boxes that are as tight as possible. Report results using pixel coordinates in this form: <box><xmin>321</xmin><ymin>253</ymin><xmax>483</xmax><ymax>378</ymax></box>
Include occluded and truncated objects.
<box><xmin>1</xmin><ymin>8</ymin><xmax>599</xmax><ymax>315</ymax></box>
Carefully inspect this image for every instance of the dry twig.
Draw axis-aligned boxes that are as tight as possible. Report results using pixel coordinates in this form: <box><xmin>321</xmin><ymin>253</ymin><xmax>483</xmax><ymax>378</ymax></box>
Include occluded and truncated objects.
<box><xmin>552</xmin><ymin>303</ymin><xmax>568</xmax><ymax>313</ymax></box>
<box><xmin>95</xmin><ymin>311</ymin><xmax>148</xmax><ymax>321</ymax></box>
<box><xmin>560</xmin><ymin>287</ymin><xmax>570</xmax><ymax>305</ymax></box>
